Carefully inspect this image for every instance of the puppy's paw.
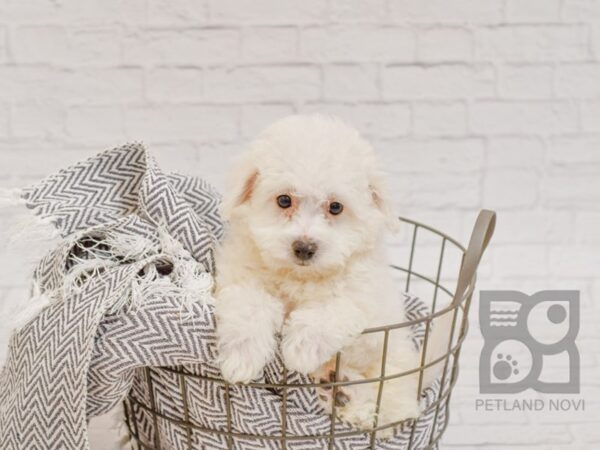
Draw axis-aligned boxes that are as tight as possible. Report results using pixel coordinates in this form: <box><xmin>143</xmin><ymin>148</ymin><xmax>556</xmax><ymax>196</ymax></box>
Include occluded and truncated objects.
<box><xmin>218</xmin><ymin>338</ymin><xmax>274</xmax><ymax>383</ymax></box>
<box><xmin>281</xmin><ymin>324</ymin><xmax>337</xmax><ymax>373</ymax></box>
<box><xmin>338</xmin><ymin>399</ymin><xmax>378</xmax><ymax>431</ymax></box>
<box><xmin>313</xmin><ymin>365</ymin><xmax>352</xmax><ymax>413</ymax></box>
<box><xmin>215</xmin><ymin>284</ymin><xmax>283</xmax><ymax>383</ymax></box>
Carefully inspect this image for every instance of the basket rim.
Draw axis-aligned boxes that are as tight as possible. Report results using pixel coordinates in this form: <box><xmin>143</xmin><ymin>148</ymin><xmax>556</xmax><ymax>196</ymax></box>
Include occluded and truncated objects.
<box><xmin>397</xmin><ymin>215</ymin><xmax>466</xmax><ymax>253</ymax></box>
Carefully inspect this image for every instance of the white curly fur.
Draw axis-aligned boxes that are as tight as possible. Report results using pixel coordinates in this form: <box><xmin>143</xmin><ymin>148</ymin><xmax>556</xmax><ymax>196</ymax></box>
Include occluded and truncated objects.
<box><xmin>214</xmin><ymin>115</ymin><xmax>451</xmax><ymax>435</ymax></box>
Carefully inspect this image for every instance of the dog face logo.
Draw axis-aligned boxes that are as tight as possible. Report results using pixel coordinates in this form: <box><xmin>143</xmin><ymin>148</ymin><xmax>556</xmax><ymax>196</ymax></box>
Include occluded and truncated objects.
<box><xmin>479</xmin><ymin>290</ymin><xmax>580</xmax><ymax>394</ymax></box>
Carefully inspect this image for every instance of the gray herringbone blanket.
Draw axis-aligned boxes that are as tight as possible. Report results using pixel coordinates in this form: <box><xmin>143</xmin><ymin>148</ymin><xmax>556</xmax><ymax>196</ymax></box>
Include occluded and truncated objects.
<box><xmin>0</xmin><ymin>144</ymin><xmax>447</xmax><ymax>450</ymax></box>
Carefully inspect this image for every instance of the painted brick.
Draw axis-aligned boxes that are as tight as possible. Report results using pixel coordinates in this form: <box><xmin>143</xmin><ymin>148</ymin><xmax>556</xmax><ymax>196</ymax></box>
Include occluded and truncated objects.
<box><xmin>68</xmin><ymin>28</ymin><xmax>123</xmax><ymax>66</ymax></box>
<box><xmin>413</xmin><ymin>102</ymin><xmax>467</xmax><ymax>136</ymax></box>
<box><xmin>486</xmin><ymin>137</ymin><xmax>544</xmax><ymax>168</ymax></box>
<box><xmin>323</xmin><ymin>65</ymin><xmax>378</xmax><ymax>101</ymax></box>
<box><xmin>549</xmin><ymin>245</ymin><xmax>600</xmax><ymax>277</ymax></box>
<box><xmin>475</xmin><ymin>26</ymin><xmax>589</xmax><ymax>62</ymax></box>
<box><xmin>418</xmin><ymin>27</ymin><xmax>473</xmax><ymax>62</ymax></box>
<box><xmin>301</xmin><ymin>103</ymin><xmax>411</xmax><ymax>139</ymax></box>
<box><xmin>483</xmin><ymin>168</ymin><xmax>538</xmax><ymax>208</ymax></box>
<box><xmin>547</xmin><ymin>137</ymin><xmax>600</xmax><ymax>173</ymax></box>
<box><xmin>0</xmin><ymin>104</ymin><xmax>9</xmax><ymax>137</ymax></box>
<box><xmin>146</xmin><ymin>68</ymin><xmax>204</xmax><ymax>102</ymax></box>
<box><xmin>147</xmin><ymin>0</ymin><xmax>209</xmax><ymax>25</ymax></box>
<box><xmin>330</xmin><ymin>0</ymin><xmax>385</xmax><ymax>22</ymax></box>
<box><xmin>499</xmin><ymin>65</ymin><xmax>554</xmax><ymax>99</ymax></box>
<box><xmin>556</xmin><ymin>64</ymin><xmax>600</xmax><ymax>98</ymax></box>
<box><xmin>444</xmin><ymin>424</ymin><xmax>571</xmax><ymax>445</ymax></box>
<box><xmin>0</xmin><ymin>27</ymin><xmax>6</xmax><ymax>63</ymax></box>
<box><xmin>591</xmin><ymin>25</ymin><xmax>600</xmax><ymax>60</ymax></box>
<box><xmin>380</xmin><ymin>138</ymin><xmax>485</xmax><ymax>174</ymax></box>
<box><xmin>13</xmin><ymin>26</ymin><xmax>67</xmax><ymax>64</ymax></box>
<box><xmin>576</xmin><ymin>213</ymin><xmax>600</xmax><ymax>244</ymax></box>
<box><xmin>204</xmin><ymin>65</ymin><xmax>320</xmax><ymax>102</ymax></box>
<box><xmin>388</xmin><ymin>0</ymin><xmax>504</xmax><ymax>23</ymax></box>
<box><xmin>241</xmin><ymin>27</ymin><xmax>298</xmax><ymax>62</ymax></box>
<box><xmin>123</xmin><ymin>29</ymin><xmax>240</xmax><ymax>65</ymax></box>
<box><xmin>571</xmin><ymin>419</ymin><xmax>600</xmax><ymax>442</ymax></box>
<box><xmin>1</xmin><ymin>0</ymin><xmax>146</xmax><ymax>26</ymax></box>
<box><xmin>209</xmin><ymin>0</ymin><xmax>329</xmax><ymax>24</ymax></box>
<box><xmin>12</xmin><ymin>26</ymin><xmax>124</xmax><ymax>67</ymax></box>
<box><xmin>470</xmin><ymin>101</ymin><xmax>578</xmax><ymax>135</ymax></box>
<box><xmin>125</xmin><ymin>105</ymin><xmax>239</xmax><ymax>142</ymax></box>
<box><xmin>152</xmin><ymin>143</ymin><xmax>201</xmax><ymax>174</ymax></box>
<box><xmin>542</xmin><ymin>174</ymin><xmax>600</xmax><ymax>208</ymax></box>
<box><xmin>0</xmin><ymin>67</ymin><xmax>67</xmax><ymax>102</ymax></box>
<box><xmin>196</xmin><ymin>142</ymin><xmax>240</xmax><ymax>190</ymax></box>
<box><xmin>64</xmin><ymin>69</ymin><xmax>145</xmax><ymax>103</ymax></box>
<box><xmin>563</xmin><ymin>0</ymin><xmax>600</xmax><ymax>21</ymax></box>
<box><xmin>11</xmin><ymin>102</ymin><xmax>65</xmax><ymax>138</ymax></box>
<box><xmin>0</xmin><ymin>146</ymin><xmax>100</xmax><ymax>181</ymax></box>
<box><xmin>506</xmin><ymin>0</ymin><xmax>561</xmax><ymax>22</ymax></box>
<box><xmin>66</xmin><ymin>105</ymin><xmax>125</xmax><ymax>142</ymax></box>
<box><xmin>392</xmin><ymin>172</ymin><xmax>481</xmax><ymax>209</ymax></box>
<box><xmin>581</xmin><ymin>101</ymin><xmax>600</xmax><ymax>132</ymax></box>
<box><xmin>492</xmin><ymin>211</ymin><xmax>572</xmax><ymax>244</ymax></box>
<box><xmin>0</xmin><ymin>67</ymin><xmax>144</xmax><ymax>103</ymax></box>
<box><xmin>0</xmin><ymin>0</ymin><xmax>62</xmax><ymax>23</ymax></box>
<box><xmin>301</xmin><ymin>26</ymin><xmax>415</xmax><ymax>62</ymax></box>
<box><xmin>60</xmin><ymin>0</ymin><xmax>148</xmax><ymax>25</ymax></box>
<box><xmin>383</xmin><ymin>64</ymin><xmax>494</xmax><ymax>100</ymax></box>
<box><xmin>240</xmin><ymin>104</ymin><xmax>295</xmax><ymax>138</ymax></box>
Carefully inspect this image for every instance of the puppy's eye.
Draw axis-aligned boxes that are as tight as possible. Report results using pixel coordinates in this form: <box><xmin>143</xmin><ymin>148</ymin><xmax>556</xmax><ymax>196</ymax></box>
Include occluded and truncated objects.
<box><xmin>276</xmin><ymin>194</ymin><xmax>292</xmax><ymax>209</ymax></box>
<box><xmin>328</xmin><ymin>201</ymin><xmax>344</xmax><ymax>215</ymax></box>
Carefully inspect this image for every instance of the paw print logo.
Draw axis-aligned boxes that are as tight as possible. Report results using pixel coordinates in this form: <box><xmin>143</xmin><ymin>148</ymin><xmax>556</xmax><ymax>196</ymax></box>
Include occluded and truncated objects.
<box><xmin>479</xmin><ymin>290</ymin><xmax>579</xmax><ymax>394</ymax></box>
<box><xmin>493</xmin><ymin>354</ymin><xmax>519</xmax><ymax>380</ymax></box>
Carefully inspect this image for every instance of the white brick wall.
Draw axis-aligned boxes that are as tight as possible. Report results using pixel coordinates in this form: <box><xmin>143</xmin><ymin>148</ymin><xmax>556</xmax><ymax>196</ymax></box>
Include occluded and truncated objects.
<box><xmin>0</xmin><ymin>1</ymin><xmax>598</xmax><ymax>449</ymax></box>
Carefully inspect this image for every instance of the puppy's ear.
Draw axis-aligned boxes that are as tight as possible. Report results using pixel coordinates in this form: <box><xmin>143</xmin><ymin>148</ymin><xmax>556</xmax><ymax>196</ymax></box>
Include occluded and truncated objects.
<box><xmin>220</xmin><ymin>158</ymin><xmax>259</xmax><ymax>221</ymax></box>
<box><xmin>369</xmin><ymin>173</ymin><xmax>400</xmax><ymax>232</ymax></box>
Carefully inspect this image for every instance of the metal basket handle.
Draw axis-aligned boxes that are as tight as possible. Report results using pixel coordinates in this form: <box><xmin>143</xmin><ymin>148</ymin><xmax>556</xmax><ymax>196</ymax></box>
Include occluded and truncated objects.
<box><xmin>452</xmin><ymin>209</ymin><xmax>496</xmax><ymax>307</ymax></box>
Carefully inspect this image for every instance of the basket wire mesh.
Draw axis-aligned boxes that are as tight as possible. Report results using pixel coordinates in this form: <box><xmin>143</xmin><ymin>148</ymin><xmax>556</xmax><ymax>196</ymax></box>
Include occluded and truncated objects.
<box><xmin>124</xmin><ymin>211</ymin><xmax>496</xmax><ymax>450</ymax></box>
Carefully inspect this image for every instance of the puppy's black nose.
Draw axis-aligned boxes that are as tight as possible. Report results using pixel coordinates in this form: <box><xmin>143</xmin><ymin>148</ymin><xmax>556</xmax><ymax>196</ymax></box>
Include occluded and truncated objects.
<box><xmin>292</xmin><ymin>239</ymin><xmax>318</xmax><ymax>261</ymax></box>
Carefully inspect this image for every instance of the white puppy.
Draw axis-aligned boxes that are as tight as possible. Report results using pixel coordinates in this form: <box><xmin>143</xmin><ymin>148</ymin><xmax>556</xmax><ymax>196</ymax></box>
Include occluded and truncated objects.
<box><xmin>215</xmin><ymin>115</ymin><xmax>448</xmax><ymax>433</ymax></box>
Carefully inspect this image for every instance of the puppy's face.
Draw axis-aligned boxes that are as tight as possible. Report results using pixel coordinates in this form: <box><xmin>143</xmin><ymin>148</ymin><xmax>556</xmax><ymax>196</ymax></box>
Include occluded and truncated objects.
<box><xmin>222</xmin><ymin>115</ymin><xmax>395</xmax><ymax>275</ymax></box>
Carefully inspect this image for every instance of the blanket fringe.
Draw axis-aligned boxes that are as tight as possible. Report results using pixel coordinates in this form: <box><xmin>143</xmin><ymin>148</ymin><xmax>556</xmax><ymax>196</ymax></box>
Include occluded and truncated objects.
<box><xmin>9</xmin><ymin>282</ymin><xmax>53</xmax><ymax>331</ymax></box>
<box><xmin>59</xmin><ymin>226</ymin><xmax>215</xmax><ymax>315</ymax></box>
<box><xmin>112</xmin><ymin>403</ymin><xmax>131</xmax><ymax>449</ymax></box>
<box><xmin>0</xmin><ymin>188</ymin><xmax>26</xmax><ymax>207</ymax></box>
<box><xmin>1</xmin><ymin>197</ymin><xmax>62</xmax><ymax>332</ymax></box>
<box><xmin>104</xmin><ymin>230</ymin><xmax>159</xmax><ymax>262</ymax></box>
<box><xmin>126</xmin><ymin>256</ymin><xmax>214</xmax><ymax>316</ymax></box>
<box><xmin>0</xmin><ymin>186</ymin><xmax>60</xmax><ymax>247</ymax></box>
<box><xmin>3</xmin><ymin>209</ymin><xmax>61</xmax><ymax>247</ymax></box>
<box><xmin>158</xmin><ymin>229</ymin><xmax>214</xmax><ymax>309</ymax></box>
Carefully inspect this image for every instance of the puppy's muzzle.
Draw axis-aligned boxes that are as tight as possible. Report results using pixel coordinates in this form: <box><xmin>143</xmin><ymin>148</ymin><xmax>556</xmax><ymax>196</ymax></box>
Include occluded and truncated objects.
<box><xmin>292</xmin><ymin>239</ymin><xmax>318</xmax><ymax>262</ymax></box>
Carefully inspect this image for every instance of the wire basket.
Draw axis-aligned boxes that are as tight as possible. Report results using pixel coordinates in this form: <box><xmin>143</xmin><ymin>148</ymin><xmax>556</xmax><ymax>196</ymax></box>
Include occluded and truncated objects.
<box><xmin>123</xmin><ymin>210</ymin><xmax>496</xmax><ymax>450</ymax></box>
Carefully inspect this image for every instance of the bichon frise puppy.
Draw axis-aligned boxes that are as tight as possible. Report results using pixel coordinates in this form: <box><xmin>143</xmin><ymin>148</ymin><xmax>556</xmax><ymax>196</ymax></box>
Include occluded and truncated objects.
<box><xmin>215</xmin><ymin>115</ymin><xmax>450</xmax><ymax>433</ymax></box>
